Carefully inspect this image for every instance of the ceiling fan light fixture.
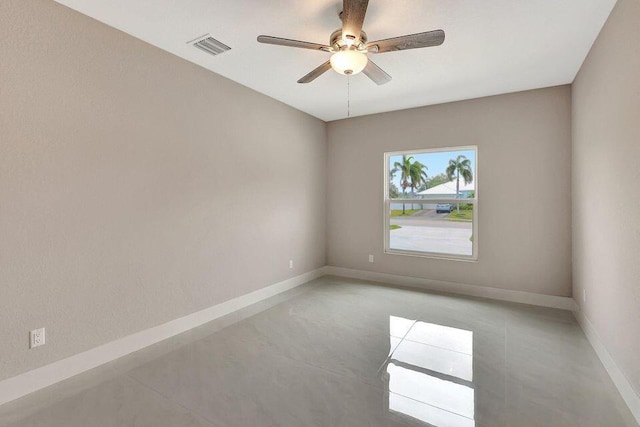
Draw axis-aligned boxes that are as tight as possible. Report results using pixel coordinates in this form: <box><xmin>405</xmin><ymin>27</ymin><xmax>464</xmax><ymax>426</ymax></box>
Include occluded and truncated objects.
<box><xmin>343</xmin><ymin>34</ymin><xmax>357</xmax><ymax>46</ymax></box>
<box><xmin>257</xmin><ymin>0</ymin><xmax>445</xmax><ymax>85</ymax></box>
<box><xmin>330</xmin><ymin>49</ymin><xmax>368</xmax><ymax>75</ymax></box>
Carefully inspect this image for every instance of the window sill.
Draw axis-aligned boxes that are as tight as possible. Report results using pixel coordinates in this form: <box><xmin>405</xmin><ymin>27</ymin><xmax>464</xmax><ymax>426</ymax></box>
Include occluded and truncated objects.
<box><xmin>384</xmin><ymin>249</ymin><xmax>478</xmax><ymax>263</ymax></box>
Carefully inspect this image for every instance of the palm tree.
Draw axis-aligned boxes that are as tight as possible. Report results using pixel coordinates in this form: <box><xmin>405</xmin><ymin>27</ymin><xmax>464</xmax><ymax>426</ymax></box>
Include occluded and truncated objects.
<box><xmin>446</xmin><ymin>155</ymin><xmax>473</xmax><ymax>214</ymax></box>
<box><xmin>393</xmin><ymin>155</ymin><xmax>428</xmax><ymax>214</ymax></box>
<box><xmin>409</xmin><ymin>161</ymin><xmax>428</xmax><ymax>210</ymax></box>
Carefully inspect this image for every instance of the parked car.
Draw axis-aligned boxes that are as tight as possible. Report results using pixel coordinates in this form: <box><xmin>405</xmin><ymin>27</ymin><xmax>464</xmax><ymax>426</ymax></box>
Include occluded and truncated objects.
<box><xmin>436</xmin><ymin>203</ymin><xmax>453</xmax><ymax>213</ymax></box>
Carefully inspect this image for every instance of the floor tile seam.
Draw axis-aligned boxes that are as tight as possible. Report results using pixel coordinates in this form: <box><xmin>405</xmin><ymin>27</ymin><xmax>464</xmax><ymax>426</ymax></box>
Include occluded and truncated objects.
<box><xmin>121</xmin><ymin>327</ymin><xmax>397</xmax><ymax>399</ymax></box>
<box><xmin>376</xmin><ymin>320</ymin><xmax>418</xmax><ymax>376</ymax></box>
<box><xmin>0</xmin><ymin>364</ymin><xmax>130</xmax><ymax>424</ymax></box>
<box><xmin>388</xmin><ymin>390</ymin><xmax>476</xmax><ymax>422</ymax></box>
<box><xmin>251</xmin><ymin>349</ymin><xmax>404</xmax><ymax>407</ymax></box>
<box><xmin>269</xmin><ymin>350</ymin><xmax>390</xmax><ymax>390</ymax></box>
<box><xmin>385</xmin><ymin>359</ymin><xmax>474</xmax><ymax>388</ymax></box>
<box><xmin>121</xmin><ymin>356</ymin><xmax>391</xmax><ymax>427</ymax></box>
<box><xmin>250</xmin><ymin>344</ymin><xmax>477</xmax><ymax>425</ymax></box>
<box><xmin>416</xmin><ymin>315</ymin><xmax>505</xmax><ymax>330</ymax></box>
<box><xmin>204</xmin><ymin>340</ymin><xmax>387</xmax><ymax>394</ymax></box>
<box><xmin>122</xmin><ymin>371</ymin><xmax>221</xmax><ymax>427</ymax></box>
<box><xmin>240</xmin><ymin>315</ymin><xmax>418</xmax><ymax>372</ymax></box>
<box><xmin>396</xmin><ymin>338</ymin><xmax>473</xmax><ymax>356</ymax></box>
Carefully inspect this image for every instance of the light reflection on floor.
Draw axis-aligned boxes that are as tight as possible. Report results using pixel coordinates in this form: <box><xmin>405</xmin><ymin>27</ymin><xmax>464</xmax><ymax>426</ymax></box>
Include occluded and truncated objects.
<box><xmin>386</xmin><ymin>316</ymin><xmax>475</xmax><ymax>426</ymax></box>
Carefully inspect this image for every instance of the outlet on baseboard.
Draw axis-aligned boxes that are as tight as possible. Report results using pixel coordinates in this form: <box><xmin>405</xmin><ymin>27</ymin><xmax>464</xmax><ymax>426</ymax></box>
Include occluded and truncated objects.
<box><xmin>30</xmin><ymin>328</ymin><xmax>45</xmax><ymax>349</ymax></box>
<box><xmin>369</xmin><ymin>254</ymin><xmax>374</xmax><ymax>263</ymax></box>
<box><xmin>289</xmin><ymin>260</ymin><xmax>293</xmax><ymax>269</ymax></box>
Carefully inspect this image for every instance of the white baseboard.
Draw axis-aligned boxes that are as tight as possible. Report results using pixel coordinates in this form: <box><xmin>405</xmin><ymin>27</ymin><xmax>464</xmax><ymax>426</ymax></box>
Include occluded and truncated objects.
<box><xmin>573</xmin><ymin>309</ymin><xmax>640</xmax><ymax>424</ymax></box>
<box><xmin>4</xmin><ymin>265</ymin><xmax>635</xmax><ymax>423</ymax></box>
<box><xmin>0</xmin><ymin>268</ymin><xmax>326</xmax><ymax>407</ymax></box>
<box><xmin>324</xmin><ymin>266</ymin><xmax>577</xmax><ymax>311</ymax></box>
<box><xmin>0</xmin><ymin>265</ymin><xmax>592</xmax><ymax>409</ymax></box>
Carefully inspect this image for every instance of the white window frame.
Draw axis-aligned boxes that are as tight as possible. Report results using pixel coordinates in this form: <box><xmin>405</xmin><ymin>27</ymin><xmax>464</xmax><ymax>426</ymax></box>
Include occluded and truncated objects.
<box><xmin>384</xmin><ymin>146</ymin><xmax>478</xmax><ymax>262</ymax></box>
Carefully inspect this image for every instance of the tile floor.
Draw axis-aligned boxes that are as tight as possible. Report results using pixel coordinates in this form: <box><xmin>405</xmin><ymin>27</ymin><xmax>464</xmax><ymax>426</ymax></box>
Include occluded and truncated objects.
<box><xmin>0</xmin><ymin>276</ymin><xmax>636</xmax><ymax>427</ymax></box>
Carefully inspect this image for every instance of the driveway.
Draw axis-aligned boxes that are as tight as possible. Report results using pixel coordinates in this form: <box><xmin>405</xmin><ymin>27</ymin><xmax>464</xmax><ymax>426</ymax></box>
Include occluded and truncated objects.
<box><xmin>390</xmin><ymin>209</ymin><xmax>471</xmax><ymax>228</ymax></box>
<box><xmin>390</xmin><ymin>210</ymin><xmax>472</xmax><ymax>256</ymax></box>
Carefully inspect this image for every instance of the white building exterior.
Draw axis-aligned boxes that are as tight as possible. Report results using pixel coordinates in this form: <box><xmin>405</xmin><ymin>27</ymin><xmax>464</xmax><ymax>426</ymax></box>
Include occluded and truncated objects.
<box><xmin>390</xmin><ymin>180</ymin><xmax>475</xmax><ymax>211</ymax></box>
<box><xmin>417</xmin><ymin>180</ymin><xmax>475</xmax><ymax>198</ymax></box>
<box><xmin>398</xmin><ymin>180</ymin><xmax>476</xmax><ymax>210</ymax></box>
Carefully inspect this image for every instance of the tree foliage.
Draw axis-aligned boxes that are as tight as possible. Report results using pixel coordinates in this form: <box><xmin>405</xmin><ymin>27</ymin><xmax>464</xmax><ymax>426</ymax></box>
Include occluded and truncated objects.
<box><xmin>393</xmin><ymin>155</ymin><xmax>428</xmax><ymax>214</ymax></box>
<box><xmin>389</xmin><ymin>167</ymin><xmax>400</xmax><ymax>198</ymax></box>
<box><xmin>445</xmin><ymin>155</ymin><xmax>473</xmax><ymax>214</ymax></box>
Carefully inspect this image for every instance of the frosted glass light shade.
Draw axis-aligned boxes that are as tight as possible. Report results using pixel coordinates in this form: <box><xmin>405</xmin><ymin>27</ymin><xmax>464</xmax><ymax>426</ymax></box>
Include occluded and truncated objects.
<box><xmin>330</xmin><ymin>50</ymin><xmax>368</xmax><ymax>75</ymax></box>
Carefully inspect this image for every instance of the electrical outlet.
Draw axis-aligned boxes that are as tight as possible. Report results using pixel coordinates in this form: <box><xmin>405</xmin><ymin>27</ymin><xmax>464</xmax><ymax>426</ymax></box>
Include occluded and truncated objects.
<box><xmin>369</xmin><ymin>254</ymin><xmax>374</xmax><ymax>263</ymax></box>
<box><xmin>289</xmin><ymin>260</ymin><xmax>293</xmax><ymax>269</ymax></box>
<box><xmin>583</xmin><ymin>289</ymin><xmax>586</xmax><ymax>302</ymax></box>
<box><xmin>30</xmin><ymin>328</ymin><xmax>45</xmax><ymax>349</ymax></box>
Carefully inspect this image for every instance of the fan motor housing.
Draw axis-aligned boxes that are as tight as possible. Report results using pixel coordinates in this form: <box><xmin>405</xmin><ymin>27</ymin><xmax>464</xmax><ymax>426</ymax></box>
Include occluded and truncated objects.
<box><xmin>330</xmin><ymin>29</ymin><xmax>368</xmax><ymax>51</ymax></box>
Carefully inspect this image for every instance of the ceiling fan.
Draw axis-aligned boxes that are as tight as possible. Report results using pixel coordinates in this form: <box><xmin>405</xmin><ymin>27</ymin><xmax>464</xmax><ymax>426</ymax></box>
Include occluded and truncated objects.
<box><xmin>257</xmin><ymin>0</ymin><xmax>445</xmax><ymax>85</ymax></box>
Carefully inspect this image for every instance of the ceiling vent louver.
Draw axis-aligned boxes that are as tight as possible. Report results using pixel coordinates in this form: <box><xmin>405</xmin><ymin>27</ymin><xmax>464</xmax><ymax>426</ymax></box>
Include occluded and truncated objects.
<box><xmin>189</xmin><ymin>34</ymin><xmax>231</xmax><ymax>56</ymax></box>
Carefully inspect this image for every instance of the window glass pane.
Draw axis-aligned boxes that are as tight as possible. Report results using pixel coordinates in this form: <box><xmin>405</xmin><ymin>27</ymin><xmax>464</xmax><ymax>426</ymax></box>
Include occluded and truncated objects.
<box><xmin>389</xmin><ymin>202</ymin><xmax>474</xmax><ymax>257</ymax></box>
<box><xmin>388</xmin><ymin>149</ymin><xmax>476</xmax><ymax>200</ymax></box>
<box><xmin>387</xmin><ymin>147</ymin><xmax>476</xmax><ymax>259</ymax></box>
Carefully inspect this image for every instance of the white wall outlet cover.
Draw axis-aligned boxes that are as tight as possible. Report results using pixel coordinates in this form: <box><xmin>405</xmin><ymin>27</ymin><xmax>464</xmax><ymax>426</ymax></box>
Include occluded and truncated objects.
<box><xmin>289</xmin><ymin>260</ymin><xmax>293</xmax><ymax>269</ymax></box>
<box><xmin>30</xmin><ymin>328</ymin><xmax>45</xmax><ymax>349</ymax></box>
<box><xmin>369</xmin><ymin>255</ymin><xmax>374</xmax><ymax>263</ymax></box>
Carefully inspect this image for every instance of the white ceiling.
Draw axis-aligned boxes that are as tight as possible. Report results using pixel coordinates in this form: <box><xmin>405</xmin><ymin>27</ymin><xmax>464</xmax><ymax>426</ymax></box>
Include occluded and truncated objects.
<box><xmin>54</xmin><ymin>0</ymin><xmax>616</xmax><ymax>122</ymax></box>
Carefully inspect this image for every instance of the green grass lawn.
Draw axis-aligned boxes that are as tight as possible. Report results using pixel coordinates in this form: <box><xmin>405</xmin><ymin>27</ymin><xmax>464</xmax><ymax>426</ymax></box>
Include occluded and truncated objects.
<box><xmin>446</xmin><ymin>210</ymin><xmax>473</xmax><ymax>221</ymax></box>
<box><xmin>390</xmin><ymin>224</ymin><xmax>402</xmax><ymax>230</ymax></box>
<box><xmin>390</xmin><ymin>209</ymin><xmax>420</xmax><ymax>217</ymax></box>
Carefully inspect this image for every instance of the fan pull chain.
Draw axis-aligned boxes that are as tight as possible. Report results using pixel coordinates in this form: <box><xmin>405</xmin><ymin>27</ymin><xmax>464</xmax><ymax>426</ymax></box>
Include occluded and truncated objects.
<box><xmin>347</xmin><ymin>75</ymin><xmax>351</xmax><ymax>118</ymax></box>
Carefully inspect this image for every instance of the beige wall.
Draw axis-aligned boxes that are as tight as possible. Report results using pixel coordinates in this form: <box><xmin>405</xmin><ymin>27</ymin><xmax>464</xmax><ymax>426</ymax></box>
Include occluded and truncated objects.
<box><xmin>327</xmin><ymin>86</ymin><xmax>572</xmax><ymax>296</ymax></box>
<box><xmin>5</xmin><ymin>0</ymin><xmax>634</xmax><ymax>394</ymax></box>
<box><xmin>0</xmin><ymin>0</ymin><xmax>326</xmax><ymax>381</ymax></box>
<box><xmin>572</xmin><ymin>0</ymin><xmax>640</xmax><ymax>396</ymax></box>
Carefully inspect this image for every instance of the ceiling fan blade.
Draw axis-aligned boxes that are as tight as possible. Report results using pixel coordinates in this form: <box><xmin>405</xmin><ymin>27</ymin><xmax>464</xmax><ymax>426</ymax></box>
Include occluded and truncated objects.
<box><xmin>341</xmin><ymin>0</ymin><xmax>369</xmax><ymax>45</ymax></box>
<box><xmin>257</xmin><ymin>35</ymin><xmax>332</xmax><ymax>52</ymax></box>
<box><xmin>363</xmin><ymin>59</ymin><xmax>391</xmax><ymax>85</ymax></box>
<box><xmin>297</xmin><ymin>61</ymin><xmax>332</xmax><ymax>84</ymax></box>
<box><xmin>367</xmin><ymin>30</ymin><xmax>445</xmax><ymax>54</ymax></box>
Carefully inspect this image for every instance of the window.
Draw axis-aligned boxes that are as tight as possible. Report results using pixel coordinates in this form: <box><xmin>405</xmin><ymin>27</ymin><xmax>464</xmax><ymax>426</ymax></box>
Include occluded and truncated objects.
<box><xmin>384</xmin><ymin>146</ymin><xmax>477</xmax><ymax>260</ymax></box>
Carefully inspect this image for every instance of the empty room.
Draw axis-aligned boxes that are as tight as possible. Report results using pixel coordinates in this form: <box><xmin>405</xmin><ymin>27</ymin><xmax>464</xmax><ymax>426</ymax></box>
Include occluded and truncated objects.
<box><xmin>1</xmin><ymin>0</ymin><xmax>639</xmax><ymax>426</ymax></box>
